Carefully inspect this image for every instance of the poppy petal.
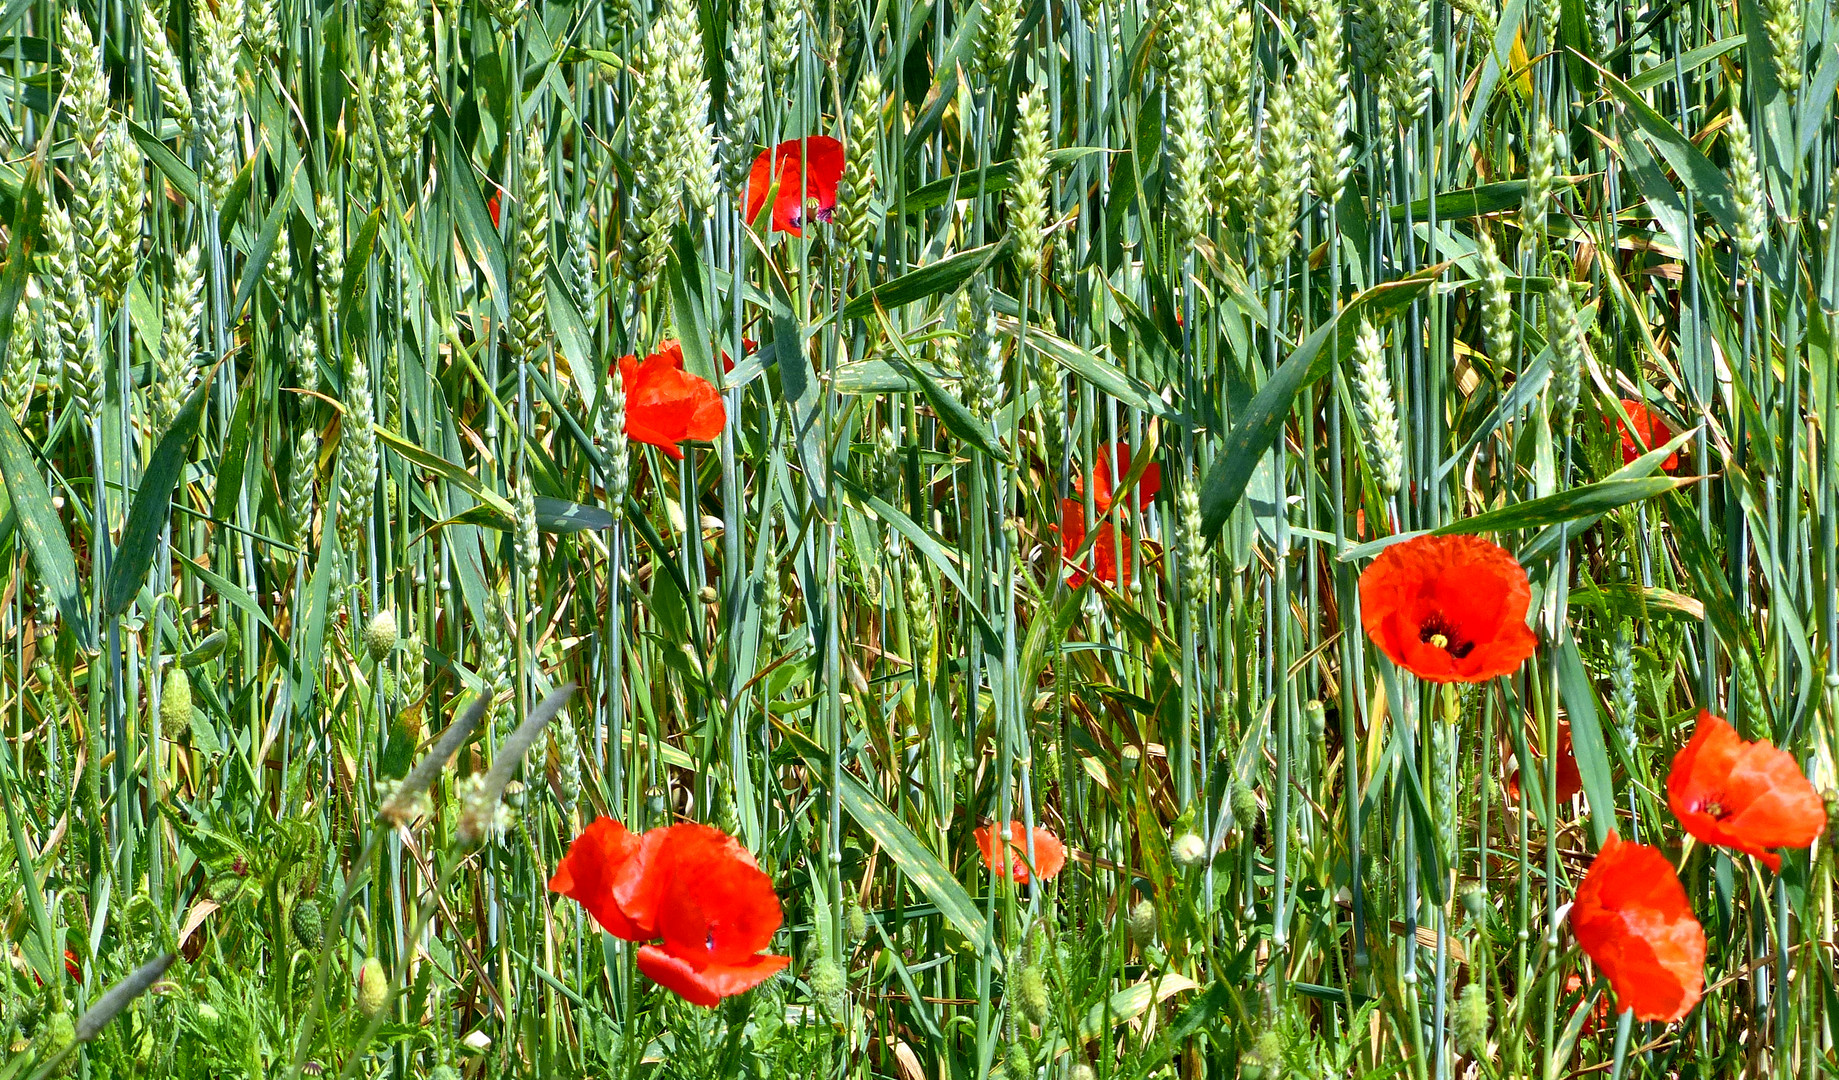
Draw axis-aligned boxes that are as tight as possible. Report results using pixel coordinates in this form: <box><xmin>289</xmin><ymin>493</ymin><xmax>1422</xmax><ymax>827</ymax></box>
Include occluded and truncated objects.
<box><xmin>973</xmin><ymin>822</ymin><xmax>1066</xmax><ymax>884</ymax></box>
<box><xmin>619</xmin><ymin>345</ymin><xmax>729</xmax><ymax>458</ymax></box>
<box><xmin>548</xmin><ymin>817</ymin><xmax>650</xmax><ymax>941</ymax></box>
<box><xmin>1569</xmin><ymin>833</ymin><xmax>1705</xmax><ymax>1023</ymax></box>
<box><xmin>743</xmin><ymin>137</ymin><xmax>845</xmax><ymax>237</ymax></box>
<box><xmin>1604</xmin><ymin>399</ymin><xmax>1680</xmax><ymax>471</ymax></box>
<box><xmin>1666</xmin><ymin>711</ymin><xmax>1825</xmax><ymax>870</ymax></box>
<box><xmin>636</xmin><ymin>945</ymin><xmax>790</xmax><ymax>1007</ymax></box>
<box><xmin>650</xmin><ymin>825</ymin><xmax>785</xmax><ymax>966</ymax></box>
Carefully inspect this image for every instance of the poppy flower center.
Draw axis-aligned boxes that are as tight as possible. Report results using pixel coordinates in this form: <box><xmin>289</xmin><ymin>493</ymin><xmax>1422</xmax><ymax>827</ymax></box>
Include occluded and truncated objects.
<box><xmin>1700</xmin><ymin>797</ymin><xmax>1730</xmax><ymax>821</ymax></box>
<box><xmin>1418</xmin><ymin>614</ymin><xmax>1475</xmax><ymax>659</ymax></box>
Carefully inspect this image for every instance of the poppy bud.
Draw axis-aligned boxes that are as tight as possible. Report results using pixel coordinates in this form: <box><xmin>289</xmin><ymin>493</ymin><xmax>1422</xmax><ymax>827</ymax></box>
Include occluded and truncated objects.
<box><xmin>160</xmin><ymin>670</ymin><xmax>192</xmax><ymax>731</ymax></box>
<box><xmin>291</xmin><ymin>898</ymin><xmax>324</xmax><ymax>950</ymax></box>
<box><xmin>1231</xmin><ymin>781</ymin><xmax>1259</xmax><ymax>831</ymax></box>
<box><xmin>1001</xmin><ymin>1045</ymin><xmax>1033</xmax><ymax>1080</ymax></box>
<box><xmin>1171</xmin><ymin>832</ymin><xmax>1207</xmax><ymax>869</ymax></box>
<box><xmin>1239</xmin><ymin>1027</ymin><xmax>1282</xmax><ymax>1080</ymax></box>
<box><xmin>1126</xmin><ymin>898</ymin><xmax>1157</xmax><ymax>946</ymax></box>
<box><xmin>37</xmin><ymin>1011</ymin><xmax>75</xmax><ymax>1074</ymax></box>
<box><xmin>1461</xmin><ymin>886</ymin><xmax>1488</xmax><ymax>923</ymax></box>
<box><xmin>1012</xmin><ymin>965</ymin><xmax>1049</xmax><ymax>1027</ymax></box>
<box><xmin>362</xmin><ymin>609</ymin><xmax>398</xmax><ymax>661</ymax></box>
<box><xmin>1454</xmin><ymin>982</ymin><xmax>1490</xmax><ymax>1058</ymax></box>
<box><xmin>698</xmin><ymin>585</ymin><xmax>719</xmax><ymax>605</ymax></box>
<box><xmin>807</xmin><ymin>956</ymin><xmax>846</xmax><ymax>1013</ymax></box>
<box><xmin>844</xmin><ymin>900</ymin><xmax>869</xmax><ymax>944</ymax></box>
<box><xmin>1069</xmin><ymin>1064</ymin><xmax>1096</xmax><ymax>1080</ymax></box>
<box><xmin>357</xmin><ymin>957</ymin><xmax>389</xmax><ymax>1017</ymax></box>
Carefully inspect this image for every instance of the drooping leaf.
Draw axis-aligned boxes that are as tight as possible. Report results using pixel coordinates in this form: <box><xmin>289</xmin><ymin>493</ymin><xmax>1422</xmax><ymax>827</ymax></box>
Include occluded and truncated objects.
<box><xmin>106</xmin><ymin>378</ymin><xmax>208</xmax><ymax>615</ymax></box>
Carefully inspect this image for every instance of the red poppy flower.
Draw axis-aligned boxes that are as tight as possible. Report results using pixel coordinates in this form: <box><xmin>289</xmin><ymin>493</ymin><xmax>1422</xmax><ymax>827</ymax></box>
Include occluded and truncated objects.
<box><xmin>744</xmin><ymin>137</ymin><xmax>845</xmax><ymax>236</ymax></box>
<box><xmin>1568</xmin><ymin>832</ymin><xmax>1705</xmax><ymax>1023</ymax></box>
<box><xmin>1604</xmin><ymin>399</ymin><xmax>1679</xmax><ymax>471</ymax></box>
<box><xmin>1358</xmin><ymin>534</ymin><xmax>1538</xmax><ymax>683</ymax></box>
<box><xmin>64</xmin><ymin>949</ymin><xmax>79</xmax><ymax>981</ymax></box>
<box><xmin>974</xmin><ymin>821</ymin><xmax>1066</xmax><ymax>884</ymax></box>
<box><xmin>615</xmin><ymin>340</ymin><xmax>727</xmax><ymax>460</ymax></box>
<box><xmin>1666</xmin><ymin>710</ymin><xmax>1825</xmax><ymax>872</ymax></box>
<box><xmin>1506</xmin><ymin>721</ymin><xmax>1583</xmax><ymax>804</ymax></box>
<box><xmin>550</xmin><ymin>819</ymin><xmax>789</xmax><ymax>1007</ymax></box>
<box><xmin>1058</xmin><ymin>443</ymin><xmax>1159</xmax><ymax>588</ymax></box>
<box><xmin>487</xmin><ymin>190</ymin><xmax>502</xmax><ymax>228</ymax></box>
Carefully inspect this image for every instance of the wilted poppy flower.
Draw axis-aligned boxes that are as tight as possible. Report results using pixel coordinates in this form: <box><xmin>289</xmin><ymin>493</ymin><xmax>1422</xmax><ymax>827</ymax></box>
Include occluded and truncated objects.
<box><xmin>1569</xmin><ymin>832</ymin><xmax>1705</xmax><ymax>1023</ymax></box>
<box><xmin>1507</xmin><ymin>721</ymin><xmax>1583</xmax><ymax>804</ymax></box>
<box><xmin>615</xmin><ymin>341</ymin><xmax>727</xmax><ymax>460</ymax></box>
<box><xmin>1604</xmin><ymin>399</ymin><xmax>1679</xmax><ymax>471</ymax></box>
<box><xmin>745</xmin><ymin>137</ymin><xmax>845</xmax><ymax>236</ymax></box>
<box><xmin>550</xmin><ymin>819</ymin><xmax>789</xmax><ymax>1006</ymax></box>
<box><xmin>1666</xmin><ymin>710</ymin><xmax>1825</xmax><ymax>871</ymax></box>
<box><xmin>974</xmin><ymin>821</ymin><xmax>1066</xmax><ymax>884</ymax></box>
<box><xmin>1358</xmin><ymin>534</ymin><xmax>1538</xmax><ymax>683</ymax></box>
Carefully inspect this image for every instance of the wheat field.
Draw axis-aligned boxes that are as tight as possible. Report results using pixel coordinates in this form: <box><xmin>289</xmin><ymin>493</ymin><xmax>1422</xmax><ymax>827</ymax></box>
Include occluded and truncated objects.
<box><xmin>0</xmin><ymin>0</ymin><xmax>1836</xmax><ymax>1076</ymax></box>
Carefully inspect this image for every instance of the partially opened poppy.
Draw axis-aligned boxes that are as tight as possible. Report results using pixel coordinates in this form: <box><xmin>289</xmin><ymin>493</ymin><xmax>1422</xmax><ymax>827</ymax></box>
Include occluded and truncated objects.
<box><xmin>1506</xmin><ymin>721</ymin><xmax>1583</xmax><ymax>804</ymax></box>
<box><xmin>550</xmin><ymin>818</ymin><xmax>789</xmax><ymax>1006</ymax></box>
<box><xmin>744</xmin><ymin>137</ymin><xmax>845</xmax><ymax>236</ymax></box>
<box><xmin>1604</xmin><ymin>399</ymin><xmax>1679</xmax><ymax>471</ymax></box>
<box><xmin>1358</xmin><ymin>534</ymin><xmax>1538</xmax><ymax>683</ymax></box>
<box><xmin>616</xmin><ymin>340</ymin><xmax>727</xmax><ymax>460</ymax></box>
<box><xmin>1666</xmin><ymin>710</ymin><xmax>1825</xmax><ymax>871</ymax></box>
<box><xmin>1569</xmin><ymin>832</ymin><xmax>1705</xmax><ymax>1023</ymax></box>
<box><xmin>974</xmin><ymin>821</ymin><xmax>1066</xmax><ymax>884</ymax></box>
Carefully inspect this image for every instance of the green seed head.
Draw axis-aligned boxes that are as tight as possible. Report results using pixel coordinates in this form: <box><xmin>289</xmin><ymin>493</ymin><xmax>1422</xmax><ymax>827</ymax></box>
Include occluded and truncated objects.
<box><xmin>1231</xmin><ymin>782</ymin><xmax>1259</xmax><ymax>832</ymax></box>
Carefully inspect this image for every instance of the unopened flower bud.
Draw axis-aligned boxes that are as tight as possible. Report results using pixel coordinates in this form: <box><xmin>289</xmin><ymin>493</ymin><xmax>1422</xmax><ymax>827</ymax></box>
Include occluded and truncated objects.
<box><xmin>1461</xmin><ymin>886</ymin><xmax>1489</xmax><ymax>923</ymax></box>
<box><xmin>844</xmin><ymin>899</ymin><xmax>869</xmax><ymax>944</ymax></box>
<box><xmin>1231</xmin><ymin>781</ymin><xmax>1259</xmax><ymax>831</ymax></box>
<box><xmin>808</xmin><ymin>956</ymin><xmax>846</xmax><ymax>1012</ymax></box>
<box><xmin>1240</xmin><ymin>1027</ymin><xmax>1283</xmax><ymax>1080</ymax></box>
<box><xmin>161</xmin><ymin>669</ymin><xmax>192</xmax><ymax>730</ymax></box>
<box><xmin>1013</xmin><ymin>964</ymin><xmax>1049</xmax><ymax>1027</ymax></box>
<box><xmin>1171</xmin><ymin>832</ymin><xmax>1207</xmax><ymax>869</ymax></box>
<box><xmin>1127</xmin><ymin>898</ymin><xmax>1157</xmax><ymax>945</ymax></box>
<box><xmin>362</xmin><ymin>609</ymin><xmax>399</xmax><ymax>661</ymax></box>
<box><xmin>357</xmin><ymin>957</ymin><xmax>389</xmax><ymax>1017</ymax></box>
<box><xmin>1305</xmin><ymin>699</ymin><xmax>1326</xmax><ymax>740</ymax></box>
<box><xmin>1454</xmin><ymin>981</ymin><xmax>1490</xmax><ymax>1058</ymax></box>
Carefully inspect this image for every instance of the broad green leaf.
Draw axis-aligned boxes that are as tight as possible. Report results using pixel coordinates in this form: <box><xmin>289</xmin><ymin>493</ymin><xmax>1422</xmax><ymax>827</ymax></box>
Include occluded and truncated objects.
<box><xmin>1433</xmin><ymin>476</ymin><xmax>1690</xmax><ymax>537</ymax></box>
<box><xmin>1388</xmin><ymin>179</ymin><xmax>1573</xmax><ymax>221</ymax></box>
<box><xmin>128</xmin><ymin>117</ymin><xmax>201</xmax><ymax>203</ymax></box>
<box><xmin>769</xmin><ymin>275</ymin><xmax>829</xmax><ymax>505</ymax></box>
<box><xmin>373</xmin><ymin>424</ymin><xmax>518</xmax><ymax>525</ymax></box>
<box><xmin>335</xmin><ymin>206</ymin><xmax>384</xmax><ymax>332</ymax></box>
<box><xmin>1626</xmin><ymin>35</ymin><xmax>1745</xmax><ymax>92</ymax></box>
<box><xmin>777</xmin><ymin>722</ymin><xmax>993</xmax><ymax>964</ymax></box>
<box><xmin>841</xmin><ymin>239</ymin><xmax>1010</xmax><ymax>320</ymax></box>
<box><xmin>0</xmin><ymin>412</ymin><xmax>89</xmax><ymax>648</ymax></box>
<box><xmin>439</xmin><ymin>119</ymin><xmax>510</xmax><ymax>321</ymax></box>
<box><xmin>1557</xmin><ymin>636</ymin><xmax>1617</xmax><ymax>847</ymax></box>
<box><xmin>209</xmin><ymin>378</ymin><xmax>256</xmax><ymax>522</ymax></box>
<box><xmin>231</xmin><ymin>183</ymin><xmax>293</xmax><ymax>321</ymax></box>
<box><xmin>902</xmin><ymin>146</ymin><xmax>1106</xmax><ymax>214</ymax></box>
<box><xmin>1200</xmin><ymin>267</ymin><xmax>1442</xmax><ymax>539</ymax></box>
<box><xmin>106</xmin><ymin>378</ymin><xmax>208</xmax><ymax>615</ymax></box>
<box><xmin>880</xmin><ymin>310</ymin><xmax>1010</xmax><ymax>464</ymax></box>
<box><xmin>1595</xmin><ymin>63</ymin><xmax>1741</xmax><ymax>240</ymax></box>
<box><xmin>1029</xmin><ymin>322</ymin><xmax>1186</xmax><ymax>427</ymax></box>
<box><xmin>534</xmin><ymin>496</ymin><xmax>616</xmax><ymax>532</ymax></box>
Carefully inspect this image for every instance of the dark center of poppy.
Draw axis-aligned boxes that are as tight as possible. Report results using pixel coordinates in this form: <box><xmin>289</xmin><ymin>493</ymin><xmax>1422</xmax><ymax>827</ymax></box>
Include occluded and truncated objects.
<box><xmin>1701</xmin><ymin>797</ymin><xmax>1731</xmax><ymax>821</ymax></box>
<box><xmin>1418</xmin><ymin>614</ymin><xmax>1475</xmax><ymax>659</ymax></box>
